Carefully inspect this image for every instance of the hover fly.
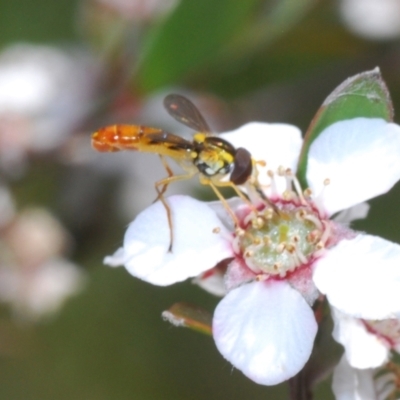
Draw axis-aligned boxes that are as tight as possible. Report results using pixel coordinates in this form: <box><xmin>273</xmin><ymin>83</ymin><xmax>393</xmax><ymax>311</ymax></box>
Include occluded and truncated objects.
<box><xmin>92</xmin><ymin>94</ymin><xmax>272</xmax><ymax>250</ymax></box>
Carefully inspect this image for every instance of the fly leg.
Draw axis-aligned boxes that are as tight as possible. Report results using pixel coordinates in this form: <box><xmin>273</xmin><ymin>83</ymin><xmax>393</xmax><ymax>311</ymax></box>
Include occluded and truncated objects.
<box><xmin>154</xmin><ymin>171</ymin><xmax>196</xmax><ymax>252</ymax></box>
<box><xmin>152</xmin><ymin>155</ymin><xmax>174</xmax><ymax>203</ymax></box>
<box><xmin>199</xmin><ymin>177</ymin><xmax>240</xmax><ymax>227</ymax></box>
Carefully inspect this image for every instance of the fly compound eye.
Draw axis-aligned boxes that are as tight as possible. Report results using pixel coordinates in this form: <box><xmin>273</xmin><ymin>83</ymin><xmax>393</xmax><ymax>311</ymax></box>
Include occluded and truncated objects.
<box><xmin>231</xmin><ymin>147</ymin><xmax>253</xmax><ymax>185</ymax></box>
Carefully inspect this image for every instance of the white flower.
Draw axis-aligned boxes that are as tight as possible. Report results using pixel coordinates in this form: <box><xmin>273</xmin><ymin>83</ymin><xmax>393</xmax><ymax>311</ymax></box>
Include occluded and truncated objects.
<box><xmin>331</xmin><ymin>308</ymin><xmax>392</xmax><ymax>370</ymax></box>
<box><xmin>0</xmin><ymin>208</ymin><xmax>86</xmax><ymax>321</ymax></box>
<box><xmin>340</xmin><ymin>0</ymin><xmax>400</xmax><ymax>40</ymax></box>
<box><xmin>332</xmin><ymin>356</ymin><xmax>396</xmax><ymax>400</ymax></box>
<box><xmin>0</xmin><ymin>43</ymin><xmax>102</xmax><ymax>174</ymax></box>
<box><xmin>105</xmin><ymin>119</ymin><xmax>400</xmax><ymax>385</ymax></box>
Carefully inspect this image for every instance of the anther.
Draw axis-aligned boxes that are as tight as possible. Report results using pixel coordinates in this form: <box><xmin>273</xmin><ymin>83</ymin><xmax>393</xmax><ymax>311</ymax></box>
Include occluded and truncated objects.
<box><xmin>276</xmin><ymin>243</ymin><xmax>286</xmax><ymax>253</ymax></box>
<box><xmin>273</xmin><ymin>263</ymin><xmax>281</xmax><ymax>271</ymax></box>
<box><xmin>263</xmin><ymin>236</ymin><xmax>272</xmax><ymax>246</ymax></box>
<box><xmin>263</xmin><ymin>208</ymin><xmax>274</xmax><ymax>219</ymax></box>
<box><xmin>303</xmin><ymin>188</ymin><xmax>312</xmax><ymax>198</ymax></box>
<box><xmin>212</xmin><ymin>227</ymin><xmax>221</xmax><ymax>234</ymax></box>
<box><xmin>282</xmin><ymin>190</ymin><xmax>292</xmax><ymax>201</ymax></box>
<box><xmin>307</xmin><ymin>230</ymin><xmax>321</xmax><ymax>243</ymax></box>
<box><xmin>292</xmin><ymin>235</ymin><xmax>300</xmax><ymax>243</ymax></box>
<box><xmin>244</xmin><ymin>250</ymin><xmax>254</xmax><ymax>258</ymax></box>
<box><xmin>296</xmin><ymin>209</ymin><xmax>307</xmax><ymax>220</ymax></box>
<box><xmin>253</xmin><ymin>237</ymin><xmax>262</xmax><ymax>246</ymax></box>
<box><xmin>285</xmin><ymin>244</ymin><xmax>296</xmax><ymax>254</ymax></box>
<box><xmin>257</xmin><ymin>160</ymin><xmax>267</xmax><ymax>167</ymax></box>
<box><xmin>251</xmin><ymin>217</ymin><xmax>264</xmax><ymax>229</ymax></box>
<box><xmin>304</xmin><ymin>214</ymin><xmax>323</xmax><ymax>231</ymax></box>
<box><xmin>235</xmin><ymin>228</ymin><xmax>246</xmax><ymax>237</ymax></box>
<box><xmin>324</xmin><ymin>178</ymin><xmax>330</xmax><ymax>186</ymax></box>
<box><xmin>277</xmin><ymin>166</ymin><xmax>285</xmax><ymax>176</ymax></box>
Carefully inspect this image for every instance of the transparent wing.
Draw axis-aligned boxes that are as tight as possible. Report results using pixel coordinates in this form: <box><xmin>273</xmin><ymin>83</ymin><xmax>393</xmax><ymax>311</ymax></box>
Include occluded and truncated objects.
<box><xmin>164</xmin><ymin>94</ymin><xmax>211</xmax><ymax>134</ymax></box>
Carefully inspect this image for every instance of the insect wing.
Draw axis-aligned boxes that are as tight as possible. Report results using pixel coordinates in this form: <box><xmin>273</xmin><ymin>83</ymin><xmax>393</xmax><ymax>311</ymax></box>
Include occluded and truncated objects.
<box><xmin>144</xmin><ymin>130</ymin><xmax>193</xmax><ymax>150</ymax></box>
<box><xmin>164</xmin><ymin>94</ymin><xmax>211</xmax><ymax>134</ymax></box>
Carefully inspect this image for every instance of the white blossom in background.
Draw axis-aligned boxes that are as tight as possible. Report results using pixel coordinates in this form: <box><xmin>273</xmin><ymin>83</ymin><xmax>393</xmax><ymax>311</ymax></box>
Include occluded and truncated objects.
<box><xmin>332</xmin><ymin>356</ymin><xmax>397</xmax><ymax>400</ymax></box>
<box><xmin>340</xmin><ymin>0</ymin><xmax>400</xmax><ymax>40</ymax></box>
<box><xmin>0</xmin><ymin>43</ymin><xmax>102</xmax><ymax>175</ymax></box>
<box><xmin>104</xmin><ymin>119</ymin><xmax>400</xmax><ymax>385</ymax></box>
<box><xmin>0</xmin><ymin>208</ymin><xmax>85</xmax><ymax>321</ymax></box>
<box><xmin>332</xmin><ymin>308</ymin><xmax>400</xmax><ymax>370</ymax></box>
<box><xmin>331</xmin><ymin>308</ymin><xmax>400</xmax><ymax>399</ymax></box>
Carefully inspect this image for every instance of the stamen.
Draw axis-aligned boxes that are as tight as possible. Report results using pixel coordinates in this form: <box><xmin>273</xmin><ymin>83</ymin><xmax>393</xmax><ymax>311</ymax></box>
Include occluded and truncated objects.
<box><xmin>244</xmin><ymin>249</ymin><xmax>254</xmax><ymax>258</ymax></box>
<box><xmin>304</xmin><ymin>213</ymin><xmax>323</xmax><ymax>231</ymax></box>
<box><xmin>276</xmin><ymin>243</ymin><xmax>286</xmax><ymax>253</ymax></box>
<box><xmin>291</xmin><ymin>175</ymin><xmax>307</xmax><ymax>205</ymax></box>
<box><xmin>294</xmin><ymin>245</ymin><xmax>308</xmax><ymax>264</ymax></box>
<box><xmin>263</xmin><ymin>208</ymin><xmax>274</xmax><ymax>219</ymax></box>
<box><xmin>307</xmin><ymin>230</ymin><xmax>321</xmax><ymax>244</ymax></box>
<box><xmin>263</xmin><ymin>236</ymin><xmax>272</xmax><ymax>246</ymax></box>
<box><xmin>292</xmin><ymin>235</ymin><xmax>300</xmax><ymax>243</ymax></box>
<box><xmin>296</xmin><ymin>209</ymin><xmax>307</xmax><ymax>221</ymax></box>
<box><xmin>256</xmin><ymin>160</ymin><xmax>267</xmax><ymax>167</ymax></box>
<box><xmin>267</xmin><ymin>170</ymin><xmax>278</xmax><ymax>198</ymax></box>
<box><xmin>212</xmin><ymin>227</ymin><xmax>221</xmax><ymax>234</ymax></box>
<box><xmin>244</xmin><ymin>211</ymin><xmax>257</xmax><ymax>226</ymax></box>
<box><xmin>285</xmin><ymin>243</ymin><xmax>295</xmax><ymax>254</ymax></box>
<box><xmin>231</xmin><ymin>237</ymin><xmax>240</xmax><ymax>253</ymax></box>
<box><xmin>319</xmin><ymin>220</ymin><xmax>332</xmax><ymax>246</ymax></box>
<box><xmin>251</xmin><ymin>217</ymin><xmax>264</xmax><ymax>229</ymax></box>
<box><xmin>277</xmin><ymin>166</ymin><xmax>285</xmax><ymax>176</ymax></box>
<box><xmin>284</xmin><ymin>169</ymin><xmax>293</xmax><ymax>194</ymax></box>
<box><xmin>282</xmin><ymin>190</ymin><xmax>292</xmax><ymax>201</ymax></box>
<box><xmin>234</xmin><ymin>164</ymin><xmax>332</xmax><ymax>278</ymax></box>
<box><xmin>303</xmin><ymin>188</ymin><xmax>312</xmax><ymax>198</ymax></box>
<box><xmin>235</xmin><ymin>228</ymin><xmax>246</xmax><ymax>237</ymax></box>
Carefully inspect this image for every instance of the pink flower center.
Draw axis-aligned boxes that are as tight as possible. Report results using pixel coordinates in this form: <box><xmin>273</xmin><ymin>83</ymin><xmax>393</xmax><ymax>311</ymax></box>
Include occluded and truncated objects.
<box><xmin>232</xmin><ymin>168</ymin><xmax>333</xmax><ymax>278</ymax></box>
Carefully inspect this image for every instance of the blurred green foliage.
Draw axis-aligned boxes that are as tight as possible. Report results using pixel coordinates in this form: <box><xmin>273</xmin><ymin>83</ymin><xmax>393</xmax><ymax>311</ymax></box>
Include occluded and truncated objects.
<box><xmin>0</xmin><ymin>0</ymin><xmax>79</xmax><ymax>46</ymax></box>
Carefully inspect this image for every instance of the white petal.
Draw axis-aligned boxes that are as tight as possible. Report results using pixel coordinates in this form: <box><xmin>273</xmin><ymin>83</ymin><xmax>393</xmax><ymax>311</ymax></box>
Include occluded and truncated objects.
<box><xmin>104</xmin><ymin>247</ymin><xmax>125</xmax><ymax>267</ymax></box>
<box><xmin>120</xmin><ymin>195</ymin><xmax>233</xmax><ymax>286</ymax></box>
<box><xmin>332</xmin><ymin>356</ymin><xmax>377</xmax><ymax>400</ymax></box>
<box><xmin>220</xmin><ymin>122</ymin><xmax>303</xmax><ymax>190</ymax></box>
<box><xmin>192</xmin><ymin>265</ymin><xmax>227</xmax><ymax>297</ymax></box>
<box><xmin>307</xmin><ymin>118</ymin><xmax>400</xmax><ymax>215</ymax></box>
<box><xmin>208</xmin><ymin>197</ymin><xmax>244</xmax><ymax>231</ymax></box>
<box><xmin>332</xmin><ymin>308</ymin><xmax>389</xmax><ymax>369</ymax></box>
<box><xmin>213</xmin><ymin>280</ymin><xmax>317</xmax><ymax>385</ymax></box>
<box><xmin>333</xmin><ymin>202</ymin><xmax>370</xmax><ymax>225</ymax></box>
<box><xmin>313</xmin><ymin>234</ymin><xmax>400</xmax><ymax>319</ymax></box>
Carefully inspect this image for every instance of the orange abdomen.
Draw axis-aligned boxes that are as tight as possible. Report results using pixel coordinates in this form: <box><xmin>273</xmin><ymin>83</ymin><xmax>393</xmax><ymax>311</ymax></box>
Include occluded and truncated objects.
<box><xmin>91</xmin><ymin>125</ymin><xmax>162</xmax><ymax>152</ymax></box>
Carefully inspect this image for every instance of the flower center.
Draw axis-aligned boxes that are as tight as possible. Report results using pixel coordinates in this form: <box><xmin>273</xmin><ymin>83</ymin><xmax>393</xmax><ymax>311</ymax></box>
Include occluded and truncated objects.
<box><xmin>233</xmin><ymin>168</ymin><xmax>331</xmax><ymax>277</ymax></box>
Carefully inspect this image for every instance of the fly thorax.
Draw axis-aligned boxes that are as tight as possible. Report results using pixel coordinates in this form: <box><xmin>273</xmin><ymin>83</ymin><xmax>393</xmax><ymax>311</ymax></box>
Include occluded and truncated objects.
<box><xmin>192</xmin><ymin>134</ymin><xmax>236</xmax><ymax>177</ymax></box>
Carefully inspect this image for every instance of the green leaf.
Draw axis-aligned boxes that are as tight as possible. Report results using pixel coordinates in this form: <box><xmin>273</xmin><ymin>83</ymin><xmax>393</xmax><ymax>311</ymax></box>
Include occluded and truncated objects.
<box><xmin>297</xmin><ymin>68</ymin><xmax>394</xmax><ymax>188</ymax></box>
<box><xmin>134</xmin><ymin>0</ymin><xmax>260</xmax><ymax>93</ymax></box>
<box><xmin>162</xmin><ymin>302</ymin><xmax>212</xmax><ymax>336</ymax></box>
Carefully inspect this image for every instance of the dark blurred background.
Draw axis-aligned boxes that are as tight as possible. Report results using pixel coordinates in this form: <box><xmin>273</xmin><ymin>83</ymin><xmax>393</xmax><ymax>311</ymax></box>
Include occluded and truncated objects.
<box><xmin>1</xmin><ymin>0</ymin><xmax>400</xmax><ymax>398</ymax></box>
